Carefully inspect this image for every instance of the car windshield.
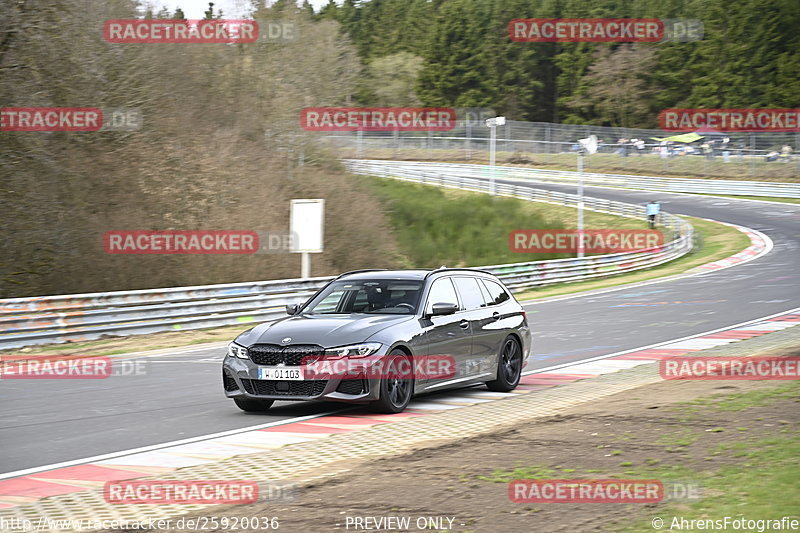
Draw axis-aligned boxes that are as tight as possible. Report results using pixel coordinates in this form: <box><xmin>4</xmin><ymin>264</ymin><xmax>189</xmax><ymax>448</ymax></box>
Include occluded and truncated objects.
<box><xmin>303</xmin><ymin>279</ymin><xmax>423</xmax><ymax>315</ymax></box>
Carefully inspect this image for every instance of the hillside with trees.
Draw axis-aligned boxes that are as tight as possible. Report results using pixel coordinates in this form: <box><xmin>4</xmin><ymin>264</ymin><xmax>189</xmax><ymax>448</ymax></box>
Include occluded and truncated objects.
<box><xmin>0</xmin><ymin>0</ymin><xmax>402</xmax><ymax>297</ymax></box>
<box><xmin>317</xmin><ymin>0</ymin><xmax>800</xmax><ymax>128</ymax></box>
<box><xmin>2</xmin><ymin>0</ymin><xmax>797</xmax><ymax>297</ymax></box>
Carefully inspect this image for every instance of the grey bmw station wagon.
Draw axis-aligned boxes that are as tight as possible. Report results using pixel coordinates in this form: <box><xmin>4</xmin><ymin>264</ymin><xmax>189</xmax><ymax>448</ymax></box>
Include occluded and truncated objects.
<box><xmin>223</xmin><ymin>268</ymin><xmax>531</xmax><ymax>413</ymax></box>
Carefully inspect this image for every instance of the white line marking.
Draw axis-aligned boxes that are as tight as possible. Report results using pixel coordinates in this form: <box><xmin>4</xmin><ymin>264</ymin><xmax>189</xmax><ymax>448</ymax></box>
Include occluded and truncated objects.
<box><xmin>522</xmin><ymin>306</ymin><xmax>800</xmax><ymax>377</ymax></box>
<box><xmin>0</xmin><ymin>408</ymin><xmax>348</xmax><ymax>480</ymax></box>
<box><xmin>521</xmin><ymin>222</ymin><xmax>772</xmax><ymax>306</ymax></box>
<box><xmin>425</xmin><ymin>372</ymin><xmax>493</xmax><ymax>390</ymax></box>
<box><xmin>659</xmin><ymin>338</ymin><xmax>741</xmax><ymax>350</ymax></box>
<box><xmin>405</xmin><ymin>402</ymin><xmax>463</xmax><ymax>410</ymax></box>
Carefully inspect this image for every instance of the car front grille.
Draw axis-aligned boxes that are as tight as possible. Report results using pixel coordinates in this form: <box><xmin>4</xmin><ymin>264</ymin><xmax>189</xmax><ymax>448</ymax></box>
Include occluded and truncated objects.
<box><xmin>241</xmin><ymin>379</ymin><xmax>327</xmax><ymax>397</ymax></box>
<box><xmin>248</xmin><ymin>344</ymin><xmax>325</xmax><ymax>366</ymax></box>
<box><xmin>336</xmin><ymin>379</ymin><xmax>368</xmax><ymax>395</ymax></box>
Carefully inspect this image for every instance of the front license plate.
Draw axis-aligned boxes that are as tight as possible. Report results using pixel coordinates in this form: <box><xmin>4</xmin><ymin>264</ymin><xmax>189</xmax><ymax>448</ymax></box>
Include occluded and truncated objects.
<box><xmin>258</xmin><ymin>367</ymin><xmax>304</xmax><ymax>380</ymax></box>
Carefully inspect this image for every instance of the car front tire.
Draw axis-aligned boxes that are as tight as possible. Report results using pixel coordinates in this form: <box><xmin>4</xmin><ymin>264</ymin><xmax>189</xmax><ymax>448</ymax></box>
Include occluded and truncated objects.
<box><xmin>369</xmin><ymin>349</ymin><xmax>414</xmax><ymax>414</ymax></box>
<box><xmin>234</xmin><ymin>398</ymin><xmax>275</xmax><ymax>412</ymax></box>
<box><xmin>486</xmin><ymin>336</ymin><xmax>523</xmax><ymax>392</ymax></box>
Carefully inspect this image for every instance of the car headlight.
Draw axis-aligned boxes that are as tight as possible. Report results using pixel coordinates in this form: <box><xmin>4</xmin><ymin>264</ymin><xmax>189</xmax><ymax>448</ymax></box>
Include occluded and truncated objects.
<box><xmin>323</xmin><ymin>342</ymin><xmax>382</xmax><ymax>359</ymax></box>
<box><xmin>227</xmin><ymin>342</ymin><xmax>249</xmax><ymax>359</ymax></box>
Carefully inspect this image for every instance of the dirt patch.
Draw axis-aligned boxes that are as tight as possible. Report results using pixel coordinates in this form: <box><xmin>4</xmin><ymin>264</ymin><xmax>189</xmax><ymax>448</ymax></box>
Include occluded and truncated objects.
<box><xmin>134</xmin><ymin>374</ymin><xmax>798</xmax><ymax>533</ymax></box>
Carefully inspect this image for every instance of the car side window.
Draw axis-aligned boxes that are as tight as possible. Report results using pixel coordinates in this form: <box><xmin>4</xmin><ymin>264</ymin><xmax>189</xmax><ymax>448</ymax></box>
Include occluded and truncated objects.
<box><xmin>453</xmin><ymin>277</ymin><xmax>485</xmax><ymax>311</ymax></box>
<box><xmin>476</xmin><ymin>278</ymin><xmax>493</xmax><ymax>307</ymax></box>
<box><xmin>425</xmin><ymin>277</ymin><xmax>459</xmax><ymax>314</ymax></box>
<box><xmin>315</xmin><ymin>289</ymin><xmax>348</xmax><ymax>313</ymax></box>
<box><xmin>481</xmin><ymin>279</ymin><xmax>510</xmax><ymax>306</ymax></box>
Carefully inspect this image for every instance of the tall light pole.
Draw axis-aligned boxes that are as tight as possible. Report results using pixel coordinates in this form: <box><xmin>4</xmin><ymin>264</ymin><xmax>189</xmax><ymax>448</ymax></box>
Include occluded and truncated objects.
<box><xmin>577</xmin><ymin>148</ymin><xmax>585</xmax><ymax>258</ymax></box>
<box><xmin>576</xmin><ymin>135</ymin><xmax>598</xmax><ymax>258</ymax></box>
<box><xmin>485</xmin><ymin>116</ymin><xmax>506</xmax><ymax>195</ymax></box>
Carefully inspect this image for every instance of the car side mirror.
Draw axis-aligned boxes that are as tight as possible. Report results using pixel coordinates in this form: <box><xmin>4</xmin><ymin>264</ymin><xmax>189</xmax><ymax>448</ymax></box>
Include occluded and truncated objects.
<box><xmin>286</xmin><ymin>304</ymin><xmax>299</xmax><ymax>315</ymax></box>
<box><xmin>429</xmin><ymin>302</ymin><xmax>459</xmax><ymax>317</ymax></box>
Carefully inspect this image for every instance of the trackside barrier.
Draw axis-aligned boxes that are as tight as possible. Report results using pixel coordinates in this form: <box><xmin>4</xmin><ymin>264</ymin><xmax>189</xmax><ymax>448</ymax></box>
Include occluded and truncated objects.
<box><xmin>345</xmin><ymin>159</ymin><xmax>800</xmax><ymax>198</ymax></box>
<box><xmin>0</xmin><ymin>162</ymin><xmax>693</xmax><ymax>349</ymax></box>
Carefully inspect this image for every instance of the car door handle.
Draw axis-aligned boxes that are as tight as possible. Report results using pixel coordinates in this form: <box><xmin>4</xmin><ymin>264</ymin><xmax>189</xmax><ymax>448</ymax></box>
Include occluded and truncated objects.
<box><xmin>491</xmin><ymin>312</ymin><xmax>500</xmax><ymax>321</ymax></box>
<box><xmin>458</xmin><ymin>320</ymin><xmax>470</xmax><ymax>329</ymax></box>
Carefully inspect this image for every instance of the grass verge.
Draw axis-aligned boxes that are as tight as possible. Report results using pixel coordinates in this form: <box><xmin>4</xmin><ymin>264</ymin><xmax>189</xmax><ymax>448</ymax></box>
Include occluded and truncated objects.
<box><xmin>616</xmin><ymin>382</ymin><xmax>800</xmax><ymax>532</ymax></box>
<box><xmin>515</xmin><ymin>216</ymin><xmax>752</xmax><ymax>301</ymax></box>
<box><xmin>474</xmin><ymin>380</ymin><xmax>800</xmax><ymax>532</ymax></box>
<box><xmin>355</xmin><ymin>176</ymin><xmax>657</xmax><ymax>268</ymax></box>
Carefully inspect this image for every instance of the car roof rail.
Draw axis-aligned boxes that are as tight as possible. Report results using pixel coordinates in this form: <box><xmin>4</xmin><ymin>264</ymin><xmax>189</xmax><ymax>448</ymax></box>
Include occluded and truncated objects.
<box><xmin>334</xmin><ymin>269</ymin><xmax>389</xmax><ymax>280</ymax></box>
<box><xmin>423</xmin><ymin>267</ymin><xmax>493</xmax><ymax>279</ymax></box>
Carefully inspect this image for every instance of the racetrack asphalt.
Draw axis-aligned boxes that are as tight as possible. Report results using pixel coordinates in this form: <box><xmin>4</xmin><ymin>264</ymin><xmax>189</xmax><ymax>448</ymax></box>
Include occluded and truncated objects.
<box><xmin>1</xmin><ymin>179</ymin><xmax>798</xmax><ymax>475</ymax></box>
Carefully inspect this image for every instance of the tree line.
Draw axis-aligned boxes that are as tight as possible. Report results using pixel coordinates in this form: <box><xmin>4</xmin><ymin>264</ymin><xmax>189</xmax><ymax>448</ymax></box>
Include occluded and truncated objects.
<box><xmin>315</xmin><ymin>0</ymin><xmax>800</xmax><ymax>128</ymax></box>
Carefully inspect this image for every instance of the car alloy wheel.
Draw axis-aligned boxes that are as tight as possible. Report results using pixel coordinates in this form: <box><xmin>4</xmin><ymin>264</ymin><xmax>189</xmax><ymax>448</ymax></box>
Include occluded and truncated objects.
<box><xmin>486</xmin><ymin>337</ymin><xmax>522</xmax><ymax>392</ymax></box>
<box><xmin>370</xmin><ymin>349</ymin><xmax>413</xmax><ymax>413</ymax></box>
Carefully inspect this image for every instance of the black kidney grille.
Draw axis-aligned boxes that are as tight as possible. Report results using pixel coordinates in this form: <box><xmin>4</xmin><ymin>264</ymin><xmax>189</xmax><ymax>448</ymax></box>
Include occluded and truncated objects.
<box><xmin>248</xmin><ymin>344</ymin><xmax>325</xmax><ymax>366</ymax></box>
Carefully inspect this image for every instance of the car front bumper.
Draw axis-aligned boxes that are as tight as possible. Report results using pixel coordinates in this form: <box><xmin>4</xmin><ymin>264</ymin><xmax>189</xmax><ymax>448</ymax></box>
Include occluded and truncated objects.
<box><xmin>222</xmin><ymin>355</ymin><xmax>383</xmax><ymax>403</ymax></box>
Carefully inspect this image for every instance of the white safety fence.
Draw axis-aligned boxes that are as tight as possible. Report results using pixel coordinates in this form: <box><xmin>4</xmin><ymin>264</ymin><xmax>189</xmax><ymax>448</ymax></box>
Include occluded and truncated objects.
<box><xmin>321</xmin><ymin>119</ymin><xmax>800</xmax><ymax>182</ymax></box>
<box><xmin>348</xmin><ymin>159</ymin><xmax>800</xmax><ymax>198</ymax></box>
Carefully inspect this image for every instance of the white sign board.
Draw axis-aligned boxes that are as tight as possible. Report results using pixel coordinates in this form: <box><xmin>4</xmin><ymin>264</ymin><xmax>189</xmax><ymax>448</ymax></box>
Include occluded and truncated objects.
<box><xmin>290</xmin><ymin>199</ymin><xmax>324</xmax><ymax>253</ymax></box>
<box><xmin>485</xmin><ymin>116</ymin><xmax>506</xmax><ymax>127</ymax></box>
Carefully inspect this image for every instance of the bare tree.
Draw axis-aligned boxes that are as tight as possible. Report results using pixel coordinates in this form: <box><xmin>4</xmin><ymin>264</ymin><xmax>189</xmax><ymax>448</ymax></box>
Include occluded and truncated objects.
<box><xmin>567</xmin><ymin>44</ymin><xmax>657</xmax><ymax>128</ymax></box>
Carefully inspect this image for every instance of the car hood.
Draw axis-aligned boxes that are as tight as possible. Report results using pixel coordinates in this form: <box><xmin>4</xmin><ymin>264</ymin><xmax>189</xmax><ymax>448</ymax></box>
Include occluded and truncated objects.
<box><xmin>235</xmin><ymin>314</ymin><xmax>414</xmax><ymax>348</ymax></box>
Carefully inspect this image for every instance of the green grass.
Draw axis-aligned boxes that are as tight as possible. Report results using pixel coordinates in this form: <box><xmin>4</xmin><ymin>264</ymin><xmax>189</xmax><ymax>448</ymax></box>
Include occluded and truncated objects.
<box><xmin>679</xmin><ymin>382</ymin><xmax>800</xmax><ymax>416</ymax></box>
<box><xmin>630</xmin><ymin>437</ymin><xmax>800</xmax><ymax>517</ymax></box>
<box><xmin>657</xmin><ymin>432</ymin><xmax>701</xmax><ymax>448</ymax></box>
<box><xmin>618</xmin><ymin>385</ymin><xmax>800</xmax><ymax>532</ymax></box>
<box><xmin>514</xmin><ymin>215</ymin><xmax>751</xmax><ymax>300</ymax></box>
<box><xmin>478</xmin><ymin>465</ymin><xmax>557</xmax><ymax>483</ymax></box>
<box><xmin>358</xmin><ymin>176</ymin><xmax>664</xmax><ymax>269</ymax></box>
<box><xmin>473</xmin><ymin>382</ymin><xmax>800</xmax><ymax>532</ymax></box>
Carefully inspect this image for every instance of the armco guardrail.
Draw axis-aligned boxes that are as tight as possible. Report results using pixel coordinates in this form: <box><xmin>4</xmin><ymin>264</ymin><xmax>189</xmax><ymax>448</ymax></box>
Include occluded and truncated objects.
<box><xmin>346</xmin><ymin>159</ymin><xmax>800</xmax><ymax>199</ymax></box>
<box><xmin>0</xmin><ymin>162</ymin><xmax>692</xmax><ymax>350</ymax></box>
